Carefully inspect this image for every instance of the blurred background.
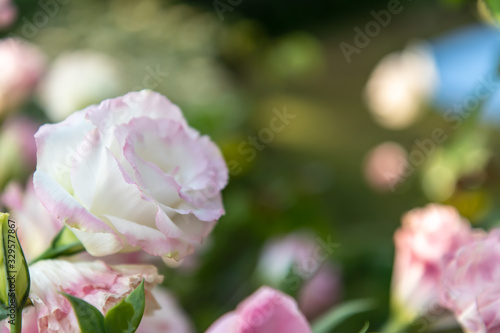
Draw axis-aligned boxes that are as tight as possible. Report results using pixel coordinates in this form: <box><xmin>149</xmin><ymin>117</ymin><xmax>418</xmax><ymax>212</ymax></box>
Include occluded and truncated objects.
<box><xmin>1</xmin><ymin>0</ymin><xmax>498</xmax><ymax>331</ymax></box>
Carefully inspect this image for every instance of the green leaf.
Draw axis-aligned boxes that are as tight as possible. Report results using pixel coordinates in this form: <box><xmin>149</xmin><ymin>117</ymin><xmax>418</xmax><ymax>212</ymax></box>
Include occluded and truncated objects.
<box><xmin>30</xmin><ymin>227</ymin><xmax>85</xmax><ymax>264</ymax></box>
<box><xmin>62</xmin><ymin>293</ymin><xmax>105</xmax><ymax>333</ymax></box>
<box><xmin>311</xmin><ymin>299</ymin><xmax>375</xmax><ymax>333</ymax></box>
<box><xmin>124</xmin><ymin>280</ymin><xmax>146</xmax><ymax>330</ymax></box>
<box><xmin>358</xmin><ymin>322</ymin><xmax>370</xmax><ymax>333</ymax></box>
<box><xmin>0</xmin><ymin>306</ymin><xmax>9</xmax><ymax>321</ymax></box>
<box><xmin>105</xmin><ymin>301</ymin><xmax>135</xmax><ymax>333</ymax></box>
<box><xmin>104</xmin><ymin>280</ymin><xmax>146</xmax><ymax>333</ymax></box>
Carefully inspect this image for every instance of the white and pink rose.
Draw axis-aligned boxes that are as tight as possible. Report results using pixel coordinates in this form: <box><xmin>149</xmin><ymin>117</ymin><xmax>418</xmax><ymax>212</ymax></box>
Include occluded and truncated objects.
<box><xmin>34</xmin><ymin>90</ymin><xmax>228</xmax><ymax>261</ymax></box>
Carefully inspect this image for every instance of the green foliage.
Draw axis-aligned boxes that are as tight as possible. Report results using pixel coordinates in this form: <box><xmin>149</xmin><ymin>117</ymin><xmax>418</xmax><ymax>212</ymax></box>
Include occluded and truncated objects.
<box><xmin>312</xmin><ymin>299</ymin><xmax>375</xmax><ymax>333</ymax></box>
<box><xmin>358</xmin><ymin>322</ymin><xmax>370</xmax><ymax>333</ymax></box>
<box><xmin>63</xmin><ymin>293</ymin><xmax>106</xmax><ymax>333</ymax></box>
<box><xmin>30</xmin><ymin>226</ymin><xmax>85</xmax><ymax>264</ymax></box>
<box><xmin>480</xmin><ymin>0</ymin><xmax>500</xmax><ymax>22</ymax></box>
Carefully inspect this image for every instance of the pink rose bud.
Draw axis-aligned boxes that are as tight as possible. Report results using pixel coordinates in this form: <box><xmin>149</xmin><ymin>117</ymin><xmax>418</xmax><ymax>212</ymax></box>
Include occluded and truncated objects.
<box><xmin>34</xmin><ymin>90</ymin><xmax>228</xmax><ymax>260</ymax></box>
<box><xmin>0</xmin><ymin>38</ymin><xmax>45</xmax><ymax>115</ymax></box>
<box><xmin>391</xmin><ymin>204</ymin><xmax>474</xmax><ymax>323</ymax></box>
<box><xmin>440</xmin><ymin>229</ymin><xmax>500</xmax><ymax>333</ymax></box>
<box><xmin>206</xmin><ymin>286</ymin><xmax>311</xmax><ymax>333</ymax></box>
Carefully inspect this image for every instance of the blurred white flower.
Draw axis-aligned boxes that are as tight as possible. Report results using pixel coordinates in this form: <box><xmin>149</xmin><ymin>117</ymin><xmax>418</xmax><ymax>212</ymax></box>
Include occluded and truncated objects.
<box><xmin>256</xmin><ymin>232</ymin><xmax>320</xmax><ymax>285</ymax></box>
<box><xmin>364</xmin><ymin>44</ymin><xmax>438</xmax><ymax>129</ymax></box>
<box><xmin>38</xmin><ymin>50</ymin><xmax>123</xmax><ymax>121</ymax></box>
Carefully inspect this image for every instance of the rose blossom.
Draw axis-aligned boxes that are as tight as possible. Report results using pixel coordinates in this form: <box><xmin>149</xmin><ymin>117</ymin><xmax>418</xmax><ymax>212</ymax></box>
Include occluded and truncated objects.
<box><xmin>34</xmin><ymin>90</ymin><xmax>228</xmax><ymax>260</ymax></box>
<box><xmin>391</xmin><ymin>204</ymin><xmax>474</xmax><ymax>323</ymax></box>
<box><xmin>206</xmin><ymin>286</ymin><xmax>311</xmax><ymax>333</ymax></box>
<box><xmin>439</xmin><ymin>229</ymin><xmax>500</xmax><ymax>333</ymax></box>
<box><xmin>28</xmin><ymin>260</ymin><xmax>163</xmax><ymax>333</ymax></box>
<box><xmin>0</xmin><ymin>38</ymin><xmax>45</xmax><ymax>115</ymax></box>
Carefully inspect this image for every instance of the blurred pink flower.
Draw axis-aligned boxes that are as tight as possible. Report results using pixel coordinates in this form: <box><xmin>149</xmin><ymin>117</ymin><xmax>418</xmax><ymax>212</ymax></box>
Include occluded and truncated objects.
<box><xmin>391</xmin><ymin>204</ymin><xmax>475</xmax><ymax>322</ymax></box>
<box><xmin>256</xmin><ymin>232</ymin><xmax>341</xmax><ymax>319</ymax></box>
<box><xmin>206</xmin><ymin>286</ymin><xmax>311</xmax><ymax>333</ymax></box>
<box><xmin>298</xmin><ymin>263</ymin><xmax>341</xmax><ymax>320</ymax></box>
<box><xmin>137</xmin><ymin>287</ymin><xmax>194</xmax><ymax>333</ymax></box>
<box><xmin>0</xmin><ymin>117</ymin><xmax>40</xmax><ymax>190</ymax></box>
<box><xmin>1</xmin><ymin>178</ymin><xmax>63</xmax><ymax>261</ymax></box>
<box><xmin>34</xmin><ymin>90</ymin><xmax>228</xmax><ymax>260</ymax></box>
<box><xmin>2</xmin><ymin>117</ymin><xmax>39</xmax><ymax>167</ymax></box>
<box><xmin>0</xmin><ymin>0</ymin><xmax>16</xmax><ymax>29</ymax></box>
<box><xmin>29</xmin><ymin>260</ymin><xmax>163</xmax><ymax>333</ymax></box>
<box><xmin>0</xmin><ymin>38</ymin><xmax>45</xmax><ymax>115</ymax></box>
<box><xmin>439</xmin><ymin>229</ymin><xmax>500</xmax><ymax>333</ymax></box>
<box><xmin>363</xmin><ymin>141</ymin><xmax>408</xmax><ymax>192</ymax></box>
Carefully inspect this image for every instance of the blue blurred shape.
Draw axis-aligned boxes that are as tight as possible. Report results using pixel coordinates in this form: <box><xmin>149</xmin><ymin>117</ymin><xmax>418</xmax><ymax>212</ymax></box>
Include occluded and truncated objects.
<box><xmin>430</xmin><ymin>24</ymin><xmax>500</xmax><ymax>122</ymax></box>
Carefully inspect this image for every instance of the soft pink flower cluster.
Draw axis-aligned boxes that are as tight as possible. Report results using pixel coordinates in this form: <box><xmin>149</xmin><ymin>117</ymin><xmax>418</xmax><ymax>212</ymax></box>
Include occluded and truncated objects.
<box><xmin>391</xmin><ymin>204</ymin><xmax>500</xmax><ymax>332</ymax></box>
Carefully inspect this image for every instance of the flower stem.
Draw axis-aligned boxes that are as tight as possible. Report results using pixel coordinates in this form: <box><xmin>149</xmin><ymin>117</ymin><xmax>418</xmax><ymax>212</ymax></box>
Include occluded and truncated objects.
<box><xmin>9</xmin><ymin>308</ymin><xmax>22</xmax><ymax>333</ymax></box>
<box><xmin>381</xmin><ymin>317</ymin><xmax>409</xmax><ymax>333</ymax></box>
